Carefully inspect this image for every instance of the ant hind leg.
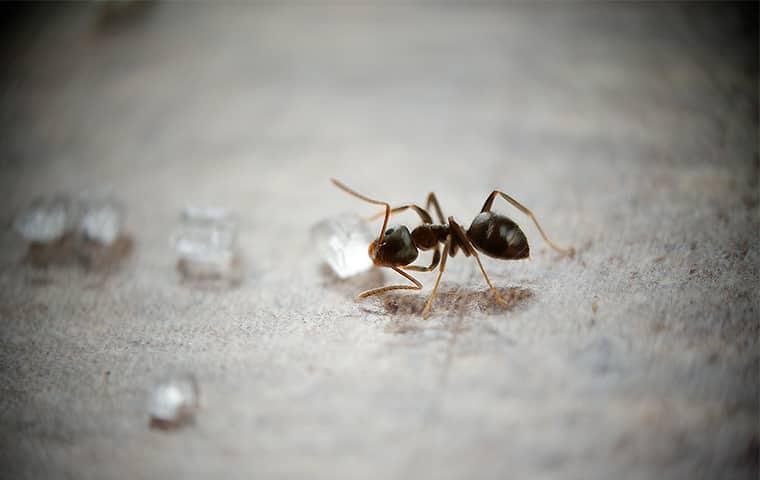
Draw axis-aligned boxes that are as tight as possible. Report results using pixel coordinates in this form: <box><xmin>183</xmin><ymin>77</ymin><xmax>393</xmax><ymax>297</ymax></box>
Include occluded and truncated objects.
<box><xmin>471</xmin><ymin>251</ymin><xmax>510</xmax><ymax>307</ymax></box>
<box><xmin>450</xmin><ymin>221</ymin><xmax>510</xmax><ymax>307</ymax></box>
<box><xmin>480</xmin><ymin>190</ymin><xmax>574</xmax><ymax>257</ymax></box>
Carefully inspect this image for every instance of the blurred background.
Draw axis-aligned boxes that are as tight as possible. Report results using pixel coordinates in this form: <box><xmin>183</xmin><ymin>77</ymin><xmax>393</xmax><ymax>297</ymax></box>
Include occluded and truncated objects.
<box><xmin>0</xmin><ymin>2</ymin><xmax>757</xmax><ymax>479</ymax></box>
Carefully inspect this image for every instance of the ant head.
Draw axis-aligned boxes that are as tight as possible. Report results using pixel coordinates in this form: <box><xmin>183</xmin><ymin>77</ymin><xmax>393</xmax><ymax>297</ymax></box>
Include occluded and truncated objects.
<box><xmin>369</xmin><ymin>225</ymin><xmax>419</xmax><ymax>267</ymax></box>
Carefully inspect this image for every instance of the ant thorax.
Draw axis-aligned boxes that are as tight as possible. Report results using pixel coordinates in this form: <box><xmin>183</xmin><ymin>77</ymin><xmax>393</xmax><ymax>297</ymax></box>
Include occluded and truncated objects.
<box><xmin>411</xmin><ymin>224</ymin><xmax>448</xmax><ymax>251</ymax></box>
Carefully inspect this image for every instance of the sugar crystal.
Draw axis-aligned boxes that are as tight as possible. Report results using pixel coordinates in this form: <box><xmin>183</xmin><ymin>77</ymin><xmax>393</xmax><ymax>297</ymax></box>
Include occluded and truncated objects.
<box><xmin>172</xmin><ymin>205</ymin><xmax>242</xmax><ymax>285</ymax></box>
<box><xmin>81</xmin><ymin>201</ymin><xmax>123</xmax><ymax>246</ymax></box>
<box><xmin>311</xmin><ymin>213</ymin><xmax>375</xmax><ymax>278</ymax></box>
<box><xmin>148</xmin><ymin>374</ymin><xmax>199</xmax><ymax>430</ymax></box>
<box><xmin>13</xmin><ymin>196</ymin><xmax>73</xmax><ymax>243</ymax></box>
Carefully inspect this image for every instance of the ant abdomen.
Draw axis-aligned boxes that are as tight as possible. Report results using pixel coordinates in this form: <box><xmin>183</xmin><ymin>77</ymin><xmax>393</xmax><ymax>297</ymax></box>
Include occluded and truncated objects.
<box><xmin>467</xmin><ymin>212</ymin><xmax>530</xmax><ymax>260</ymax></box>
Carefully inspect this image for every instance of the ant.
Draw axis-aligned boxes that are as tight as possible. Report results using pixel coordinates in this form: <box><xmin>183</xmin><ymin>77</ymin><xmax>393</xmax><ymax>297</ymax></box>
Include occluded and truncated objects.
<box><xmin>331</xmin><ymin>179</ymin><xmax>574</xmax><ymax>317</ymax></box>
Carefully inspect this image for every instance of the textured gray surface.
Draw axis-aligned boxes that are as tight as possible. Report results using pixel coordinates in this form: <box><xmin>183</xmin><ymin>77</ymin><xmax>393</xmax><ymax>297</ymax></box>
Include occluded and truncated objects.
<box><xmin>0</xmin><ymin>3</ymin><xmax>758</xmax><ymax>479</ymax></box>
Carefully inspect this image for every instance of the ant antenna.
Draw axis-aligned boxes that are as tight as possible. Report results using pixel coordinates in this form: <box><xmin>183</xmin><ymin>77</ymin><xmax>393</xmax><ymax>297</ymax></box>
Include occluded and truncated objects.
<box><xmin>331</xmin><ymin>179</ymin><xmax>391</xmax><ymax>243</ymax></box>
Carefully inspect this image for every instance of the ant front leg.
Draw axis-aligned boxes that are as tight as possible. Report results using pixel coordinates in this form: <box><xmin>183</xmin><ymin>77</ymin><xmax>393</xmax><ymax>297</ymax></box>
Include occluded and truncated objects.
<box><xmin>481</xmin><ymin>190</ymin><xmax>575</xmax><ymax>257</ymax></box>
<box><xmin>358</xmin><ymin>267</ymin><xmax>422</xmax><ymax>299</ymax></box>
<box><xmin>403</xmin><ymin>248</ymin><xmax>440</xmax><ymax>272</ymax></box>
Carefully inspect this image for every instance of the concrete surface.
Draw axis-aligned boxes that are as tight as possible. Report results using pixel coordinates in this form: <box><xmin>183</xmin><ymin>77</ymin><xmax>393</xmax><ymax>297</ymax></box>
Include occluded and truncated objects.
<box><xmin>0</xmin><ymin>3</ymin><xmax>757</xmax><ymax>479</ymax></box>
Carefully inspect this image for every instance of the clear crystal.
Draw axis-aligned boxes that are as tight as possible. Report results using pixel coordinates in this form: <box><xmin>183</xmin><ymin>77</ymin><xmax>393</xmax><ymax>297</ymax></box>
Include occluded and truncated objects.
<box><xmin>81</xmin><ymin>201</ymin><xmax>123</xmax><ymax>246</ymax></box>
<box><xmin>13</xmin><ymin>196</ymin><xmax>74</xmax><ymax>243</ymax></box>
<box><xmin>147</xmin><ymin>374</ymin><xmax>199</xmax><ymax>429</ymax></box>
<box><xmin>172</xmin><ymin>205</ymin><xmax>241</xmax><ymax>282</ymax></box>
<box><xmin>14</xmin><ymin>192</ymin><xmax>132</xmax><ymax>270</ymax></box>
<box><xmin>311</xmin><ymin>213</ymin><xmax>375</xmax><ymax>278</ymax></box>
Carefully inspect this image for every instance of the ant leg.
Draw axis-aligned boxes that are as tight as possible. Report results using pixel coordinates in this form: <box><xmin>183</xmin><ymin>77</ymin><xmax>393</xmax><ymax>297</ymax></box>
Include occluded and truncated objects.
<box><xmin>421</xmin><ymin>236</ymin><xmax>450</xmax><ymax>317</ymax></box>
<box><xmin>364</xmin><ymin>204</ymin><xmax>433</xmax><ymax>224</ymax></box>
<box><xmin>404</xmin><ymin>247</ymin><xmax>440</xmax><ymax>272</ymax></box>
<box><xmin>448</xmin><ymin>219</ymin><xmax>509</xmax><ymax>307</ymax></box>
<box><xmin>425</xmin><ymin>193</ymin><xmax>445</xmax><ymax>224</ymax></box>
<box><xmin>471</xmin><ymin>249</ymin><xmax>510</xmax><ymax>307</ymax></box>
<box><xmin>332</xmin><ymin>179</ymin><xmax>391</xmax><ymax>243</ymax></box>
<box><xmin>357</xmin><ymin>267</ymin><xmax>422</xmax><ymax>299</ymax></box>
<box><xmin>480</xmin><ymin>190</ymin><xmax>574</xmax><ymax>256</ymax></box>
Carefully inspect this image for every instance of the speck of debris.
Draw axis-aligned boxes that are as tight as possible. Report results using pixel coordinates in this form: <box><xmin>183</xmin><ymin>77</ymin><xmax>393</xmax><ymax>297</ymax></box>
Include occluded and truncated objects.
<box><xmin>652</xmin><ymin>321</ymin><xmax>667</xmax><ymax>334</ymax></box>
<box><xmin>592</xmin><ymin>302</ymin><xmax>599</xmax><ymax>314</ymax></box>
<box><xmin>384</xmin><ymin>320</ymin><xmax>422</xmax><ymax>334</ymax></box>
<box><xmin>745</xmin><ymin>434</ymin><xmax>759</xmax><ymax>466</ymax></box>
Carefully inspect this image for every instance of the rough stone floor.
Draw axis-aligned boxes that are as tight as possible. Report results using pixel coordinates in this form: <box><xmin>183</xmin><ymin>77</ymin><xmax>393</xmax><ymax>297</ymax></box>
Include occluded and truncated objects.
<box><xmin>0</xmin><ymin>3</ymin><xmax>757</xmax><ymax>479</ymax></box>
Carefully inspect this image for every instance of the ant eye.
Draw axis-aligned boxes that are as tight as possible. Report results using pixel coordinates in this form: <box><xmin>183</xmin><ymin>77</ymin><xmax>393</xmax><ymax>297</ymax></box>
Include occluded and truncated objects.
<box><xmin>384</xmin><ymin>228</ymin><xmax>395</xmax><ymax>235</ymax></box>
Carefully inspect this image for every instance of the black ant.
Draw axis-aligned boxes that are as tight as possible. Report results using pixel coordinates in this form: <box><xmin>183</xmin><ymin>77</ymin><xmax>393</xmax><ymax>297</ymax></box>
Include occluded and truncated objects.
<box><xmin>331</xmin><ymin>179</ymin><xmax>574</xmax><ymax>317</ymax></box>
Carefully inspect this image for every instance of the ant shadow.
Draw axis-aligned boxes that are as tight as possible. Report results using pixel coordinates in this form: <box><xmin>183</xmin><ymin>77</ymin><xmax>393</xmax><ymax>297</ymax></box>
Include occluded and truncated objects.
<box><xmin>21</xmin><ymin>234</ymin><xmax>136</xmax><ymax>288</ymax></box>
<box><xmin>379</xmin><ymin>284</ymin><xmax>533</xmax><ymax>317</ymax></box>
<box><xmin>318</xmin><ymin>264</ymin><xmax>386</xmax><ymax>296</ymax></box>
<box><xmin>379</xmin><ymin>285</ymin><xmax>533</xmax><ymax>334</ymax></box>
<box><xmin>319</xmin><ymin>264</ymin><xmax>533</xmax><ymax>328</ymax></box>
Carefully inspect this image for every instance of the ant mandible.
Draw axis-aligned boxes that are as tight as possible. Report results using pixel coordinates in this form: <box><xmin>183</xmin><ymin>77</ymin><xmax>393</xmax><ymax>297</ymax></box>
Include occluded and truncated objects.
<box><xmin>331</xmin><ymin>179</ymin><xmax>575</xmax><ymax>317</ymax></box>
